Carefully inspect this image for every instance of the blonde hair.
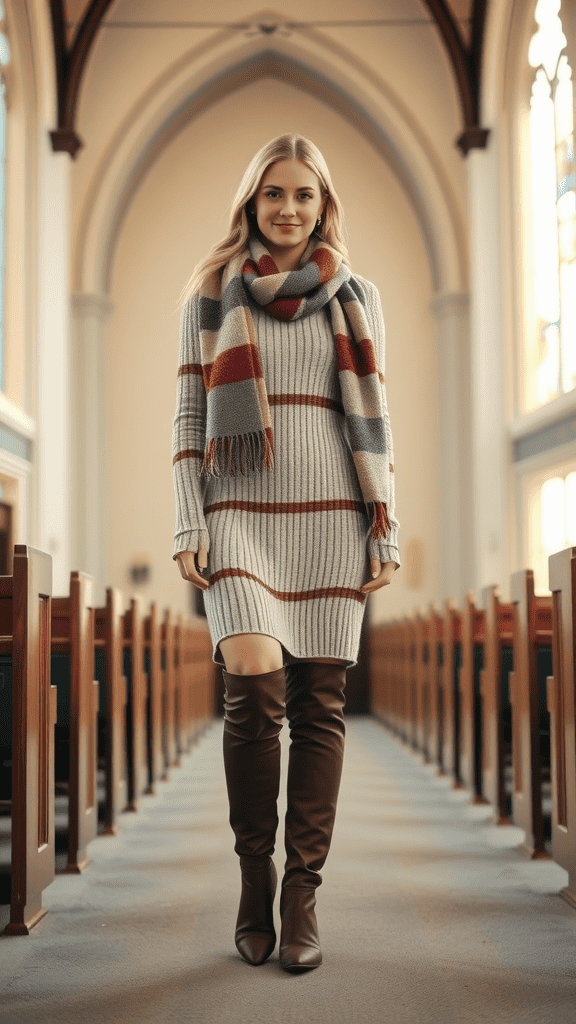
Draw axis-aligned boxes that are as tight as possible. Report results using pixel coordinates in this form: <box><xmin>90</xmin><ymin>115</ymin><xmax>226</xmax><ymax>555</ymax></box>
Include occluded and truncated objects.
<box><xmin>177</xmin><ymin>133</ymin><xmax>350</xmax><ymax>310</ymax></box>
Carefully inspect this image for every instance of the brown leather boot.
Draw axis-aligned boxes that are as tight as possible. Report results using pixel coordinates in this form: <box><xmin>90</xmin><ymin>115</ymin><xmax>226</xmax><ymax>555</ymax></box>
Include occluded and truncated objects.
<box><xmin>279</xmin><ymin>661</ymin><xmax>347</xmax><ymax>971</ymax></box>
<box><xmin>222</xmin><ymin>665</ymin><xmax>286</xmax><ymax>965</ymax></box>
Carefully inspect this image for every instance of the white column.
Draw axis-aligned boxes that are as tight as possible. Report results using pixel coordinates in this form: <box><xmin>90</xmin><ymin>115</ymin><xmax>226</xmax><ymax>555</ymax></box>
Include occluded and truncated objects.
<box><xmin>467</xmin><ymin>131</ymin><xmax>509</xmax><ymax>599</ymax></box>
<box><xmin>429</xmin><ymin>290</ymin><xmax>473</xmax><ymax>601</ymax></box>
<box><xmin>36</xmin><ymin>149</ymin><xmax>71</xmax><ymax>596</ymax></box>
<box><xmin>70</xmin><ymin>292</ymin><xmax>114</xmax><ymax>608</ymax></box>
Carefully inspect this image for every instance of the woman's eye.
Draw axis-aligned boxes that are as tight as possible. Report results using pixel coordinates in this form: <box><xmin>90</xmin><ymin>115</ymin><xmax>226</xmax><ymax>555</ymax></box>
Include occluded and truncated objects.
<box><xmin>264</xmin><ymin>192</ymin><xmax>313</xmax><ymax>200</ymax></box>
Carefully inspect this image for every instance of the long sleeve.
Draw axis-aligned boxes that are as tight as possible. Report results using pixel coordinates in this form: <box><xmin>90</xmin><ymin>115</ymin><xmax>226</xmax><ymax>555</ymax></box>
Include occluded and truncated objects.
<box><xmin>171</xmin><ymin>293</ymin><xmax>211</xmax><ymax>560</ymax></box>
<box><xmin>364</xmin><ymin>279</ymin><xmax>401</xmax><ymax>569</ymax></box>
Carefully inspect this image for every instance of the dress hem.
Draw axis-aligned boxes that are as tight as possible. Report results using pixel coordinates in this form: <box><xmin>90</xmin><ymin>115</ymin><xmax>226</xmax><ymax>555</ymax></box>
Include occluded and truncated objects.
<box><xmin>211</xmin><ymin>631</ymin><xmax>356</xmax><ymax>670</ymax></box>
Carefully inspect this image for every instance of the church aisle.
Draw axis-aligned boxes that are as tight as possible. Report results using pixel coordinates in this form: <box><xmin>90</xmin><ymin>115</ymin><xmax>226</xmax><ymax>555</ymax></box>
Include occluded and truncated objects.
<box><xmin>1</xmin><ymin>716</ymin><xmax>575</xmax><ymax>1024</ymax></box>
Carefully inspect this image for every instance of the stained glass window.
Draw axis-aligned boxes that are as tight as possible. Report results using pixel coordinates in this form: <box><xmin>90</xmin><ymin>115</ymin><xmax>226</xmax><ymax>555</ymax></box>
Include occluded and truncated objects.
<box><xmin>526</xmin><ymin>0</ymin><xmax>575</xmax><ymax>411</ymax></box>
<box><xmin>528</xmin><ymin>466</ymin><xmax>576</xmax><ymax>592</ymax></box>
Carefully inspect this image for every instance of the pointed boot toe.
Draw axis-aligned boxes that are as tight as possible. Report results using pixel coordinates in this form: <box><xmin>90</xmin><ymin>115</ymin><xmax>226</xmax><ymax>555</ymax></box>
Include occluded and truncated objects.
<box><xmin>236</xmin><ymin>931</ymin><xmax>277</xmax><ymax>966</ymax></box>
<box><xmin>235</xmin><ymin>856</ymin><xmax>277</xmax><ymax>966</ymax></box>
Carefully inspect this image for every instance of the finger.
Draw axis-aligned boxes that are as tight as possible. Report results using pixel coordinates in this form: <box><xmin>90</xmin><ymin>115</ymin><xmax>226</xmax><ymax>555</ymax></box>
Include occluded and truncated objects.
<box><xmin>178</xmin><ymin>554</ymin><xmax>209</xmax><ymax>590</ymax></box>
<box><xmin>188</xmin><ymin>568</ymin><xmax>210</xmax><ymax>590</ymax></box>
<box><xmin>361</xmin><ymin>564</ymin><xmax>394</xmax><ymax>592</ymax></box>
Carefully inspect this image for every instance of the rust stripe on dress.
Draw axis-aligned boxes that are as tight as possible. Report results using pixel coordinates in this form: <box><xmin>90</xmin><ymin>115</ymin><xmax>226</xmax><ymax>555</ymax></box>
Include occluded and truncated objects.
<box><xmin>268</xmin><ymin>393</ymin><xmax>345</xmax><ymax>415</ymax></box>
<box><xmin>204</xmin><ymin>498</ymin><xmax>366</xmax><ymax>515</ymax></box>
<box><xmin>173</xmin><ymin>449</ymin><xmax>203</xmax><ymax>465</ymax></box>
<box><xmin>209</xmin><ymin>567</ymin><xmax>366</xmax><ymax>604</ymax></box>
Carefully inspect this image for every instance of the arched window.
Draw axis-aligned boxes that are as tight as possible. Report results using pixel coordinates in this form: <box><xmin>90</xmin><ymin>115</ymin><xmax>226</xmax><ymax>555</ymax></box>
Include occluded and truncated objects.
<box><xmin>526</xmin><ymin>0</ymin><xmax>574</xmax><ymax>412</ymax></box>
<box><xmin>0</xmin><ymin>2</ymin><xmax>10</xmax><ymax>396</ymax></box>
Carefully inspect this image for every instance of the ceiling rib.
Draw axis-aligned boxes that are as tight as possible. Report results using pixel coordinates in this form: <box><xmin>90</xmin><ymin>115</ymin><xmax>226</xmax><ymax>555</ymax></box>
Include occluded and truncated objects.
<box><xmin>47</xmin><ymin>2</ymin><xmax>491</xmax><ymax>159</ymax></box>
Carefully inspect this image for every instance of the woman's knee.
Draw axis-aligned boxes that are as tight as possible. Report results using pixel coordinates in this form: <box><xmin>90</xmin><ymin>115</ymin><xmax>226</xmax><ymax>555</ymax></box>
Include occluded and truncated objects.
<box><xmin>220</xmin><ymin>633</ymin><xmax>284</xmax><ymax>675</ymax></box>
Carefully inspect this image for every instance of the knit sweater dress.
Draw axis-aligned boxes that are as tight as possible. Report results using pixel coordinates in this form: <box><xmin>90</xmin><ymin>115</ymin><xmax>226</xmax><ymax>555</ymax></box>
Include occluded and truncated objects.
<box><xmin>171</xmin><ymin>274</ymin><xmax>401</xmax><ymax>669</ymax></box>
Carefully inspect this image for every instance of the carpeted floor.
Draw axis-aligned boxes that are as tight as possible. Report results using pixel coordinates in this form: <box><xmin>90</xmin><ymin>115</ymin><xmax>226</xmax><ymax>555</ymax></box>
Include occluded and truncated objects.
<box><xmin>1</xmin><ymin>716</ymin><xmax>575</xmax><ymax>1024</ymax></box>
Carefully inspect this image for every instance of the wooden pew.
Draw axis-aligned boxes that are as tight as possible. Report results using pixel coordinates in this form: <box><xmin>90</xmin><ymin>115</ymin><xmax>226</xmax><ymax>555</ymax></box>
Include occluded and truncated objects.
<box><xmin>407</xmin><ymin>615</ymin><xmax>418</xmax><ymax>751</ymax></box>
<box><xmin>51</xmin><ymin>571</ymin><xmax>98</xmax><ymax>872</ymax></box>
<box><xmin>161</xmin><ymin>608</ymin><xmax>179</xmax><ymax>776</ymax></box>
<box><xmin>173</xmin><ymin>614</ymin><xmax>189</xmax><ymax>756</ymax></box>
<box><xmin>478</xmin><ymin>584</ymin><xmax>515</xmax><ymax>825</ymax></box>
<box><xmin>398</xmin><ymin>618</ymin><xmax>411</xmax><ymax>744</ymax></box>
<box><xmin>547</xmin><ymin>545</ymin><xmax>576</xmax><ymax>909</ymax></box>
<box><xmin>173</xmin><ymin>616</ymin><xmax>214</xmax><ymax>753</ymax></box>
<box><xmin>368</xmin><ymin>622</ymin><xmax>384</xmax><ymax>724</ymax></box>
<box><xmin>384</xmin><ymin>621</ymin><xmax>397</xmax><ymax>733</ymax></box>
<box><xmin>143</xmin><ymin>602</ymin><xmax>163</xmax><ymax>795</ymax></box>
<box><xmin>426</xmin><ymin>603</ymin><xmax>445</xmax><ymax>773</ymax></box>
<box><xmin>413</xmin><ymin>610</ymin><xmax>430</xmax><ymax>761</ymax></box>
<box><xmin>94</xmin><ymin>588</ymin><xmax>127</xmax><ymax>834</ymax></box>
<box><xmin>509</xmin><ymin>569</ymin><xmax>552</xmax><ymax>859</ymax></box>
<box><xmin>458</xmin><ymin>592</ymin><xmax>489</xmax><ymax>803</ymax></box>
<box><xmin>370</xmin><ymin>621</ymin><xmax>394</xmax><ymax>729</ymax></box>
<box><xmin>2</xmin><ymin>544</ymin><xmax>56</xmax><ymax>935</ymax></box>
<box><xmin>122</xmin><ymin>596</ymin><xmax>148</xmax><ymax>812</ymax></box>
<box><xmin>441</xmin><ymin>599</ymin><xmax>464</xmax><ymax>789</ymax></box>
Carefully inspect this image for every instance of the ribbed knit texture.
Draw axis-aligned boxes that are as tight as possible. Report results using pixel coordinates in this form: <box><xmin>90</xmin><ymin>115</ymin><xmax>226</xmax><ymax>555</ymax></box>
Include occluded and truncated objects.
<box><xmin>172</xmin><ymin>275</ymin><xmax>401</xmax><ymax>669</ymax></box>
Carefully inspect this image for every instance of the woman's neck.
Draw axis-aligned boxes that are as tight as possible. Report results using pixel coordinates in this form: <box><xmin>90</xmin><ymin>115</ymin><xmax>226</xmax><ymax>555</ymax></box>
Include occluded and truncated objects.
<box><xmin>256</xmin><ymin>233</ymin><xmax>311</xmax><ymax>273</ymax></box>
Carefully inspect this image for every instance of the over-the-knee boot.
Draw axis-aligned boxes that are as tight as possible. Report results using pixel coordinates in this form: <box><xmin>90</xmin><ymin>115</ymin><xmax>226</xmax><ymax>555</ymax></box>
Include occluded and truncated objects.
<box><xmin>279</xmin><ymin>661</ymin><xmax>346</xmax><ymax>971</ymax></box>
<box><xmin>222</xmin><ymin>665</ymin><xmax>286</xmax><ymax>965</ymax></box>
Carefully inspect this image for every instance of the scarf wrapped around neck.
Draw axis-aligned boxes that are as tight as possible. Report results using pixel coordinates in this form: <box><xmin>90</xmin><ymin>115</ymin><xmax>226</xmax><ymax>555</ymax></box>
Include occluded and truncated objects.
<box><xmin>196</xmin><ymin>231</ymin><xmax>392</xmax><ymax>544</ymax></box>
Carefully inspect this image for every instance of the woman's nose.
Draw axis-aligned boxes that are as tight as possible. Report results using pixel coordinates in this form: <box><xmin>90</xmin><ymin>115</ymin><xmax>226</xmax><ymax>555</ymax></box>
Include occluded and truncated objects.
<box><xmin>279</xmin><ymin>198</ymin><xmax>296</xmax><ymax>216</ymax></box>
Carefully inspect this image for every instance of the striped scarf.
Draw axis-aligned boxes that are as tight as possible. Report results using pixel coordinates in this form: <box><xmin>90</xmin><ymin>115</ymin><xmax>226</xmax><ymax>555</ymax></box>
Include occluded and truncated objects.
<box><xmin>196</xmin><ymin>231</ymin><xmax>391</xmax><ymax>543</ymax></box>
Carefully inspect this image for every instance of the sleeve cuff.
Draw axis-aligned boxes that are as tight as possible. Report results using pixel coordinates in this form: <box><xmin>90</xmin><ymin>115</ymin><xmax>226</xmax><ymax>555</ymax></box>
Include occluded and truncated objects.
<box><xmin>172</xmin><ymin>527</ymin><xmax>211</xmax><ymax>560</ymax></box>
<box><xmin>367</xmin><ymin>540</ymin><xmax>401</xmax><ymax>569</ymax></box>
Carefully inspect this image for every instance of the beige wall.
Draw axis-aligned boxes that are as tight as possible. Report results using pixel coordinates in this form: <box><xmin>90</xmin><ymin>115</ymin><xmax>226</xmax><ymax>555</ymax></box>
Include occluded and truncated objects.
<box><xmin>106</xmin><ymin>74</ymin><xmax>439</xmax><ymax>623</ymax></box>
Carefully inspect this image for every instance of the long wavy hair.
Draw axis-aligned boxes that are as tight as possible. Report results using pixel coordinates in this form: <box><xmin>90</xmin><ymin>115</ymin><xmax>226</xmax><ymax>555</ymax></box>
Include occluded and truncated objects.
<box><xmin>177</xmin><ymin>133</ymin><xmax>350</xmax><ymax>310</ymax></box>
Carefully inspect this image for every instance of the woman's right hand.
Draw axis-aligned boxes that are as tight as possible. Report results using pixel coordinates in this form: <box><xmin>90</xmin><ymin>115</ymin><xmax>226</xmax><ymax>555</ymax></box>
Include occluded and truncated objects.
<box><xmin>175</xmin><ymin>545</ymin><xmax>209</xmax><ymax>591</ymax></box>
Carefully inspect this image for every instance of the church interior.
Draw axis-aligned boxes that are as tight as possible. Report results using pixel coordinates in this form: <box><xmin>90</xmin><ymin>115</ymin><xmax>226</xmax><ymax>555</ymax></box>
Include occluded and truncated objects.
<box><xmin>0</xmin><ymin>0</ymin><xmax>575</xmax><ymax>1020</ymax></box>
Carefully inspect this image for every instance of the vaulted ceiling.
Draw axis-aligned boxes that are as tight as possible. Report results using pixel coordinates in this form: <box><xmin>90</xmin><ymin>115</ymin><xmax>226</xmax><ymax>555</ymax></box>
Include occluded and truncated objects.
<box><xmin>48</xmin><ymin>0</ymin><xmax>489</xmax><ymax>158</ymax></box>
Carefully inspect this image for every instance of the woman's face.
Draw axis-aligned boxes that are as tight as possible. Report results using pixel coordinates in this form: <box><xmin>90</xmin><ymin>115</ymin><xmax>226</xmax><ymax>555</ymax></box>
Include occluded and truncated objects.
<box><xmin>251</xmin><ymin>159</ymin><xmax>325</xmax><ymax>259</ymax></box>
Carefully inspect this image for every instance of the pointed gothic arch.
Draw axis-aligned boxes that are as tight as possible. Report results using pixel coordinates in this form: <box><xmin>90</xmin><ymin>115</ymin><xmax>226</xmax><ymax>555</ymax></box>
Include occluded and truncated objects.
<box><xmin>73</xmin><ymin>33</ymin><xmax>467</xmax><ymax>298</ymax></box>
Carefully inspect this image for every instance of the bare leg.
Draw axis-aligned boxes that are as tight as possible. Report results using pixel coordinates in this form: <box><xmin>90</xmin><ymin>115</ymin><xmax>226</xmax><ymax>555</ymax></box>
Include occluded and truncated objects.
<box><xmin>220</xmin><ymin>633</ymin><xmax>284</xmax><ymax>674</ymax></box>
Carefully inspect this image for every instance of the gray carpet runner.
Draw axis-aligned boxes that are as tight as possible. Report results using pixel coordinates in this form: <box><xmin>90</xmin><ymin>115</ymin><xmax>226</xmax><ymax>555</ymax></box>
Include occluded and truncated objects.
<box><xmin>1</xmin><ymin>717</ymin><xmax>575</xmax><ymax>1023</ymax></box>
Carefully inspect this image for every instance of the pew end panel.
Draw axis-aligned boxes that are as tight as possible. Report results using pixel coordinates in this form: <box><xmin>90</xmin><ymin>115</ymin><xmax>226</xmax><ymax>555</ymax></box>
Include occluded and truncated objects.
<box><xmin>458</xmin><ymin>591</ymin><xmax>490</xmax><ymax>806</ymax></box>
<box><xmin>94</xmin><ymin>588</ymin><xmax>127</xmax><ymax>836</ymax></box>
<box><xmin>4</xmin><ymin>545</ymin><xmax>56</xmax><ymax>936</ymax></box>
<box><xmin>441</xmin><ymin>599</ymin><xmax>464</xmax><ymax>789</ymax></box>
<box><xmin>52</xmin><ymin>571</ymin><xmax>99</xmax><ymax>874</ymax></box>
<box><xmin>509</xmin><ymin>569</ymin><xmax>552</xmax><ymax>861</ymax></box>
<box><xmin>143</xmin><ymin>602</ymin><xmax>163</xmax><ymax>795</ymax></box>
<box><xmin>478</xmin><ymin>584</ymin><xmax>514</xmax><ymax>827</ymax></box>
<box><xmin>547</xmin><ymin>546</ymin><xmax>576</xmax><ymax>909</ymax></box>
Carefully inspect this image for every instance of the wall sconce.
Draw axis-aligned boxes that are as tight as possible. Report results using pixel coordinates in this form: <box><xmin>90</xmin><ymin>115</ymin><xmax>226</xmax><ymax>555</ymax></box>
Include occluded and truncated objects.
<box><xmin>404</xmin><ymin>537</ymin><xmax>424</xmax><ymax>589</ymax></box>
<box><xmin>128</xmin><ymin>558</ymin><xmax>151</xmax><ymax>587</ymax></box>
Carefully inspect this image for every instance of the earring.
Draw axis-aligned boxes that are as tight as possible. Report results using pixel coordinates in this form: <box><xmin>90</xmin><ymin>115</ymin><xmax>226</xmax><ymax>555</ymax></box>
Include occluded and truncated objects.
<box><xmin>316</xmin><ymin>217</ymin><xmax>321</xmax><ymax>226</ymax></box>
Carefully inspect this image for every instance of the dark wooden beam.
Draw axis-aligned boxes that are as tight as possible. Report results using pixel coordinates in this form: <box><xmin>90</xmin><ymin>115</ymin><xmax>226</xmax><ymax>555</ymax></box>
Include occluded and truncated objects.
<box><xmin>422</xmin><ymin>0</ymin><xmax>491</xmax><ymax>156</ymax></box>
<box><xmin>47</xmin><ymin>1</ymin><xmax>491</xmax><ymax>159</ymax></box>
<box><xmin>48</xmin><ymin>0</ymin><xmax>115</xmax><ymax>159</ymax></box>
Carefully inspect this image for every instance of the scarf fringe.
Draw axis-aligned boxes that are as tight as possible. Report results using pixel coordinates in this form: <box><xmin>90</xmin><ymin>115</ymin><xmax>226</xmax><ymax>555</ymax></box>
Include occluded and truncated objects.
<box><xmin>200</xmin><ymin>430</ymin><xmax>275</xmax><ymax>479</ymax></box>
<box><xmin>366</xmin><ymin>500</ymin><xmax>391</xmax><ymax>541</ymax></box>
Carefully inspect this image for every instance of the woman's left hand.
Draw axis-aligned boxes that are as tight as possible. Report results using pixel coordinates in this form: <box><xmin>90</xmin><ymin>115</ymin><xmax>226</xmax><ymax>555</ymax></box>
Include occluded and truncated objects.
<box><xmin>360</xmin><ymin>558</ymin><xmax>398</xmax><ymax>594</ymax></box>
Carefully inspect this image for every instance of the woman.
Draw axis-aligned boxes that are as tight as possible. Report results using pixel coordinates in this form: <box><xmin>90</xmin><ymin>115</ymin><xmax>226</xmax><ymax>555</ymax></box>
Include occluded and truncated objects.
<box><xmin>171</xmin><ymin>133</ymin><xmax>401</xmax><ymax>972</ymax></box>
